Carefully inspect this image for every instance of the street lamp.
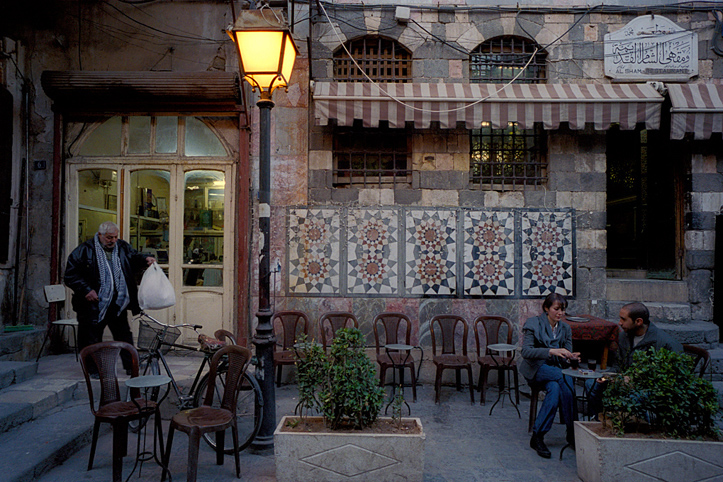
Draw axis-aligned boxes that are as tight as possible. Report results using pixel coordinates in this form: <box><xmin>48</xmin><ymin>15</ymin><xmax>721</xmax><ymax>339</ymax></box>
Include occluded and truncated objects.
<box><xmin>228</xmin><ymin>8</ymin><xmax>298</xmax><ymax>450</ymax></box>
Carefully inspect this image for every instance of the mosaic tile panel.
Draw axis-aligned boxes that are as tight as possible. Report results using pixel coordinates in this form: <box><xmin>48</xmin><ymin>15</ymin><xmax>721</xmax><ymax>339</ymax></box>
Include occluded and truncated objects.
<box><xmin>521</xmin><ymin>210</ymin><xmax>574</xmax><ymax>297</ymax></box>
<box><xmin>287</xmin><ymin>208</ymin><xmax>341</xmax><ymax>295</ymax></box>
<box><xmin>463</xmin><ymin>210</ymin><xmax>515</xmax><ymax>297</ymax></box>
<box><xmin>405</xmin><ymin>210</ymin><xmax>457</xmax><ymax>296</ymax></box>
<box><xmin>347</xmin><ymin>209</ymin><xmax>399</xmax><ymax>295</ymax></box>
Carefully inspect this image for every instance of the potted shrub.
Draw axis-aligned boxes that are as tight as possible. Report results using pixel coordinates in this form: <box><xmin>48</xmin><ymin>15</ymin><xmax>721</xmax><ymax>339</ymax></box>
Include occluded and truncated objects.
<box><xmin>274</xmin><ymin>328</ymin><xmax>425</xmax><ymax>482</ymax></box>
<box><xmin>575</xmin><ymin>348</ymin><xmax>722</xmax><ymax>482</ymax></box>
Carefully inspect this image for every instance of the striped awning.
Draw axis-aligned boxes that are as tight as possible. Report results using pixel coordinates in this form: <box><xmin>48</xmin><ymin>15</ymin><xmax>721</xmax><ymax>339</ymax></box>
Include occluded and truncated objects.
<box><xmin>313</xmin><ymin>82</ymin><xmax>663</xmax><ymax>130</ymax></box>
<box><xmin>669</xmin><ymin>84</ymin><xmax>723</xmax><ymax>140</ymax></box>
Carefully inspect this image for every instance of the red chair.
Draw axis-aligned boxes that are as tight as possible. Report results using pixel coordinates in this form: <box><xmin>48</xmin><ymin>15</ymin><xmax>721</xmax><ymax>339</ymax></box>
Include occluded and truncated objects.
<box><xmin>79</xmin><ymin>341</ymin><xmax>158</xmax><ymax>482</ymax></box>
<box><xmin>272</xmin><ymin>311</ymin><xmax>310</xmax><ymax>386</ymax></box>
<box><xmin>319</xmin><ymin>312</ymin><xmax>358</xmax><ymax>352</ymax></box>
<box><xmin>473</xmin><ymin>315</ymin><xmax>519</xmax><ymax>405</ymax></box>
<box><xmin>373</xmin><ymin>312</ymin><xmax>417</xmax><ymax>402</ymax></box>
<box><xmin>430</xmin><ymin>314</ymin><xmax>474</xmax><ymax>404</ymax></box>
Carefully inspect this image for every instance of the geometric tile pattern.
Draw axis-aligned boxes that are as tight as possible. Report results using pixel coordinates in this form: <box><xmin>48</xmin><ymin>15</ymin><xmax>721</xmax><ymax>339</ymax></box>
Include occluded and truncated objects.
<box><xmin>287</xmin><ymin>208</ymin><xmax>341</xmax><ymax>294</ymax></box>
<box><xmin>405</xmin><ymin>209</ymin><xmax>456</xmax><ymax>296</ymax></box>
<box><xmin>286</xmin><ymin>207</ymin><xmax>574</xmax><ymax>298</ymax></box>
<box><xmin>463</xmin><ymin>210</ymin><xmax>515</xmax><ymax>297</ymax></box>
<box><xmin>627</xmin><ymin>451</ymin><xmax>723</xmax><ymax>482</ymax></box>
<box><xmin>347</xmin><ymin>209</ymin><xmax>398</xmax><ymax>295</ymax></box>
<box><xmin>521</xmin><ymin>210</ymin><xmax>574</xmax><ymax>297</ymax></box>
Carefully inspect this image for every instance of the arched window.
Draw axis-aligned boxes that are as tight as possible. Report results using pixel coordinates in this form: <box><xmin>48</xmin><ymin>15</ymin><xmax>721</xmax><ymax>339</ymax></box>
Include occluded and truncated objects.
<box><xmin>470</xmin><ymin>36</ymin><xmax>546</xmax><ymax>83</ymax></box>
<box><xmin>469</xmin><ymin>37</ymin><xmax>547</xmax><ymax>188</ymax></box>
<box><xmin>333</xmin><ymin>36</ymin><xmax>412</xmax><ymax>83</ymax></box>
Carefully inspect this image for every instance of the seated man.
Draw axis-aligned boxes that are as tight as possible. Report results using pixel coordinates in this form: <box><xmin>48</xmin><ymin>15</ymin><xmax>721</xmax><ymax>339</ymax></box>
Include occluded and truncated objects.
<box><xmin>588</xmin><ymin>302</ymin><xmax>683</xmax><ymax>417</ymax></box>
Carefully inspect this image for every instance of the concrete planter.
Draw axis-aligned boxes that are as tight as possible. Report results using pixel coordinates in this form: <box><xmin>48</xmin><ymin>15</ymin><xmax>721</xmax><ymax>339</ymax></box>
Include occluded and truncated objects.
<box><xmin>274</xmin><ymin>415</ymin><xmax>425</xmax><ymax>482</ymax></box>
<box><xmin>575</xmin><ymin>421</ymin><xmax>723</xmax><ymax>482</ymax></box>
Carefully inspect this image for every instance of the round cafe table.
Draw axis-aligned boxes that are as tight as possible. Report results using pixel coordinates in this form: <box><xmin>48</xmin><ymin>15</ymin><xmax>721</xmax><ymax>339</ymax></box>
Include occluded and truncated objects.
<box><xmin>125</xmin><ymin>374</ymin><xmax>172</xmax><ymax>482</ymax></box>
<box><xmin>383</xmin><ymin>343</ymin><xmax>414</xmax><ymax>416</ymax></box>
<box><xmin>559</xmin><ymin>367</ymin><xmax>606</xmax><ymax>460</ymax></box>
<box><xmin>487</xmin><ymin>343</ymin><xmax>520</xmax><ymax>417</ymax></box>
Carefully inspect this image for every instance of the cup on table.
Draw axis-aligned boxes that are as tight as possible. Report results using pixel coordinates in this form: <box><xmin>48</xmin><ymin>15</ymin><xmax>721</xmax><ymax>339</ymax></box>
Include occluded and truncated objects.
<box><xmin>587</xmin><ymin>359</ymin><xmax>597</xmax><ymax>372</ymax></box>
<box><xmin>570</xmin><ymin>358</ymin><xmax>580</xmax><ymax>369</ymax></box>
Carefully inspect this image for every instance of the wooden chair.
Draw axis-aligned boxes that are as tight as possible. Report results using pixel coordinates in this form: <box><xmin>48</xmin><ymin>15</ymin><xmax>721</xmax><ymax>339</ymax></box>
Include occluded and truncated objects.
<box><xmin>37</xmin><ymin>284</ymin><xmax>79</xmax><ymax>361</ymax></box>
<box><xmin>473</xmin><ymin>315</ymin><xmax>519</xmax><ymax>405</ymax></box>
<box><xmin>80</xmin><ymin>341</ymin><xmax>158</xmax><ymax>482</ymax></box>
<box><xmin>164</xmin><ymin>345</ymin><xmax>253</xmax><ymax>482</ymax></box>
<box><xmin>430</xmin><ymin>314</ymin><xmax>474</xmax><ymax>404</ymax></box>
<box><xmin>683</xmin><ymin>344</ymin><xmax>711</xmax><ymax>379</ymax></box>
<box><xmin>272</xmin><ymin>311</ymin><xmax>310</xmax><ymax>386</ymax></box>
<box><xmin>319</xmin><ymin>312</ymin><xmax>358</xmax><ymax>352</ymax></box>
<box><xmin>373</xmin><ymin>312</ymin><xmax>417</xmax><ymax>402</ymax></box>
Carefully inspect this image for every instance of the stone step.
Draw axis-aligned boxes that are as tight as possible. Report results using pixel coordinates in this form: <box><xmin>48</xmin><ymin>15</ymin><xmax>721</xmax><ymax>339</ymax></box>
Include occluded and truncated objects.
<box><xmin>607</xmin><ymin>301</ymin><xmax>691</xmax><ymax>324</ymax></box>
<box><xmin>0</xmin><ymin>400</ymin><xmax>101</xmax><ymax>482</ymax></box>
<box><xmin>606</xmin><ymin>278</ymin><xmax>688</xmax><ymax>303</ymax></box>
<box><xmin>655</xmin><ymin>321</ymin><xmax>720</xmax><ymax>346</ymax></box>
<box><xmin>0</xmin><ymin>361</ymin><xmax>38</xmax><ymax>390</ymax></box>
<box><xmin>0</xmin><ymin>376</ymin><xmax>81</xmax><ymax>434</ymax></box>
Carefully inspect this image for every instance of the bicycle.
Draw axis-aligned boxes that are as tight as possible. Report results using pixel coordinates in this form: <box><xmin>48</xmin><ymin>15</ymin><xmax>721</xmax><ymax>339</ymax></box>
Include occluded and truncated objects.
<box><xmin>128</xmin><ymin>311</ymin><xmax>263</xmax><ymax>454</ymax></box>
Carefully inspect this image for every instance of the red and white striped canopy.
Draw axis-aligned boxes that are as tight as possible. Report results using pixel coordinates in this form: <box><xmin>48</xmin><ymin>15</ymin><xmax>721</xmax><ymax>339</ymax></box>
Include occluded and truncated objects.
<box><xmin>669</xmin><ymin>84</ymin><xmax>723</xmax><ymax>140</ymax></box>
<box><xmin>313</xmin><ymin>82</ymin><xmax>663</xmax><ymax>130</ymax></box>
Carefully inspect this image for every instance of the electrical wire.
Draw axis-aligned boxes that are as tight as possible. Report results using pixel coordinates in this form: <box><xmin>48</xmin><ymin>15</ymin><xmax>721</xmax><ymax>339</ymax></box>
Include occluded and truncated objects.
<box><xmin>317</xmin><ymin>1</ymin><xmax>539</xmax><ymax>115</ymax></box>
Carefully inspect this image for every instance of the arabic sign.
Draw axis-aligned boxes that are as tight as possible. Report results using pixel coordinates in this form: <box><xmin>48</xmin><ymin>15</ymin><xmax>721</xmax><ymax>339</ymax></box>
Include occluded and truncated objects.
<box><xmin>605</xmin><ymin>15</ymin><xmax>697</xmax><ymax>81</ymax></box>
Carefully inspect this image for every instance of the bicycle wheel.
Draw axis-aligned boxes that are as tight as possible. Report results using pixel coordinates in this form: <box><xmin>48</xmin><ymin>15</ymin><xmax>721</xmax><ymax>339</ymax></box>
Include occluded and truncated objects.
<box><xmin>194</xmin><ymin>370</ymin><xmax>263</xmax><ymax>453</ymax></box>
<box><xmin>128</xmin><ymin>357</ymin><xmax>160</xmax><ymax>433</ymax></box>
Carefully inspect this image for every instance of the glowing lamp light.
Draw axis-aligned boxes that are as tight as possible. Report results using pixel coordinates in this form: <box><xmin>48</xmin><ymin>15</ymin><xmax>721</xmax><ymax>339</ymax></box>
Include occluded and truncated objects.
<box><xmin>228</xmin><ymin>9</ymin><xmax>298</xmax><ymax>99</ymax></box>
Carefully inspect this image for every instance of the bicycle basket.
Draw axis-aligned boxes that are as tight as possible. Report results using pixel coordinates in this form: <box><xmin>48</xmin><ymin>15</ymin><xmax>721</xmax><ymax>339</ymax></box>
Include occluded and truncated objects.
<box><xmin>137</xmin><ymin>318</ymin><xmax>181</xmax><ymax>354</ymax></box>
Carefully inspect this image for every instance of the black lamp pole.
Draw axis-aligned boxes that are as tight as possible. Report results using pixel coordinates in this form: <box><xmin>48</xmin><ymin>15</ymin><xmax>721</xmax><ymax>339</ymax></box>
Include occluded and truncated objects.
<box><xmin>251</xmin><ymin>93</ymin><xmax>276</xmax><ymax>450</ymax></box>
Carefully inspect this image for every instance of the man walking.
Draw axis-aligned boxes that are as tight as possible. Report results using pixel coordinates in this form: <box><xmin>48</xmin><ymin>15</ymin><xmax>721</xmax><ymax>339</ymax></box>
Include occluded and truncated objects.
<box><xmin>65</xmin><ymin>221</ymin><xmax>155</xmax><ymax>375</ymax></box>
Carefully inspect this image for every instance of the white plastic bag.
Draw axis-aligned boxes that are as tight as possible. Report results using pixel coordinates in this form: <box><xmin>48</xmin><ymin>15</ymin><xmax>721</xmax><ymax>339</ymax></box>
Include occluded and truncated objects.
<box><xmin>138</xmin><ymin>262</ymin><xmax>176</xmax><ymax>310</ymax></box>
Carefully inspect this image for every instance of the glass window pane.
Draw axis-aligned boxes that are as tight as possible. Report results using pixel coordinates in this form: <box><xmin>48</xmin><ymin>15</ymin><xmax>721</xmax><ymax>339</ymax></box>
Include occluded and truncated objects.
<box><xmin>184</xmin><ymin>117</ymin><xmax>226</xmax><ymax>157</ymax></box>
<box><xmin>156</xmin><ymin>116</ymin><xmax>178</xmax><ymax>154</ymax></box>
<box><xmin>184</xmin><ymin>170</ymin><xmax>225</xmax><ymax>269</ymax></box>
<box><xmin>129</xmin><ymin>170</ymin><xmax>171</xmax><ymax>261</ymax></box>
<box><xmin>79</xmin><ymin>117</ymin><xmax>122</xmax><ymax>156</ymax></box>
<box><xmin>78</xmin><ymin>169</ymin><xmax>117</xmax><ymax>244</ymax></box>
<box><xmin>128</xmin><ymin>116</ymin><xmax>151</xmax><ymax>154</ymax></box>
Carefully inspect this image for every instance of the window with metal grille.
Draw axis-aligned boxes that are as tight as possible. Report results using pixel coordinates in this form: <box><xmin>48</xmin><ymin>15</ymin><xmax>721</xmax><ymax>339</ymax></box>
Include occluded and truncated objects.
<box><xmin>470</xmin><ymin>36</ymin><xmax>546</xmax><ymax>84</ymax></box>
<box><xmin>469</xmin><ymin>37</ymin><xmax>547</xmax><ymax>187</ymax></box>
<box><xmin>333</xmin><ymin>36</ymin><xmax>412</xmax><ymax>83</ymax></box>
<box><xmin>333</xmin><ymin>125</ymin><xmax>410</xmax><ymax>187</ymax></box>
<box><xmin>470</xmin><ymin>123</ymin><xmax>546</xmax><ymax>188</ymax></box>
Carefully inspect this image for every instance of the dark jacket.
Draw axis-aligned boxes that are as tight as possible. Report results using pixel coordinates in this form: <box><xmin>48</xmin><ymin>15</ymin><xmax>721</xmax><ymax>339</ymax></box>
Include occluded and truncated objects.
<box><xmin>64</xmin><ymin>238</ymin><xmax>148</xmax><ymax>323</ymax></box>
<box><xmin>519</xmin><ymin>314</ymin><xmax>573</xmax><ymax>381</ymax></box>
<box><xmin>612</xmin><ymin>322</ymin><xmax>683</xmax><ymax>372</ymax></box>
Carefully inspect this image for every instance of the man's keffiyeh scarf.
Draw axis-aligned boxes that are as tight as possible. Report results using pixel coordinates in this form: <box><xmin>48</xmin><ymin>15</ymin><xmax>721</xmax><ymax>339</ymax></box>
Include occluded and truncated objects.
<box><xmin>94</xmin><ymin>234</ymin><xmax>129</xmax><ymax>322</ymax></box>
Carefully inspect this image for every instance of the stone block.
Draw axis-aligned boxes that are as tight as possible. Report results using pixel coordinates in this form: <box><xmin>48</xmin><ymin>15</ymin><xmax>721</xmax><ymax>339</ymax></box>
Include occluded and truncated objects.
<box><xmin>331</xmin><ymin>188</ymin><xmax>359</xmax><ymax>204</ymax></box>
<box><xmin>394</xmin><ymin>189</ymin><xmax>422</xmax><ymax>205</ymax></box>
<box><xmin>691</xmin><ymin>173</ymin><xmax>723</xmax><ymax>192</ymax></box>
<box><xmin>576</xmin><ymin>249</ymin><xmax>606</xmax><ymax>268</ymax></box>
<box><xmin>524</xmin><ymin>189</ymin><xmax>555</xmax><ymax>208</ymax></box>
<box><xmin>309</xmin><ymin>150</ymin><xmax>332</xmax><ymax>170</ymax></box>
<box><xmin>685</xmin><ymin>230</ymin><xmax>715</xmax><ymax>250</ymax></box>
<box><xmin>549</xmin><ymin>172</ymin><xmax>581</xmax><ymax>192</ymax></box>
<box><xmin>572</xmin><ymin>192</ymin><xmax>605</xmax><ymax>212</ymax></box>
<box><xmin>691</xmin><ymin>192</ymin><xmax>723</xmax><ymax>212</ymax></box>
<box><xmin>419</xmin><ymin>171</ymin><xmax>467</xmax><ymax>190</ymax></box>
<box><xmin>691</xmin><ymin>153</ymin><xmax>717</xmax><ymax>174</ymax></box>
<box><xmin>497</xmin><ymin>191</ymin><xmax>524</xmax><ymax>208</ymax></box>
<box><xmin>579</xmin><ymin>172</ymin><xmax>606</xmax><ymax>191</ymax></box>
<box><xmin>655</xmin><ymin>321</ymin><xmax>719</xmax><ymax>344</ymax></box>
<box><xmin>549</xmin><ymin>153</ymin><xmax>576</xmax><ymax>172</ymax></box>
<box><xmin>577</xmin><ymin>230</ymin><xmax>606</xmax><ymax>250</ymax></box>
<box><xmin>575</xmin><ymin>211</ymin><xmax>606</xmax><ymax>230</ymax></box>
<box><xmin>421</xmin><ymin>189</ymin><xmax>458</xmax><ymax>206</ymax></box>
<box><xmin>459</xmin><ymin>190</ymin><xmax>485</xmax><ymax>207</ymax></box>
<box><xmin>308</xmin><ymin>170</ymin><xmax>331</xmax><ymax>189</ymax></box>
<box><xmin>686</xmin><ymin>250</ymin><xmax>715</xmax><ymax>270</ymax></box>
<box><xmin>685</xmin><ymin>211</ymin><xmax>716</xmax><ymax>230</ymax></box>
<box><xmin>309</xmin><ymin>189</ymin><xmax>331</xmax><ymax>203</ymax></box>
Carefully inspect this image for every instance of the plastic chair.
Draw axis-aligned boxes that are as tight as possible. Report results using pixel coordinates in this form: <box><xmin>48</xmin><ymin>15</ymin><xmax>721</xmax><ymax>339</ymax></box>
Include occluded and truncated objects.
<box><xmin>272</xmin><ymin>311</ymin><xmax>310</xmax><ymax>386</ymax></box>
<box><xmin>79</xmin><ymin>341</ymin><xmax>158</xmax><ymax>482</ymax></box>
<box><xmin>373</xmin><ymin>312</ymin><xmax>418</xmax><ymax>402</ymax></box>
<box><xmin>430</xmin><ymin>314</ymin><xmax>474</xmax><ymax>404</ymax></box>
<box><xmin>683</xmin><ymin>344</ymin><xmax>711</xmax><ymax>379</ymax></box>
<box><xmin>473</xmin><ymin>315</ymin><xmax>519</xmax><ymax>405</ymax></box>
<box><xmin>319</xmin><ymin>312</ymin><xmax>358</xmax><ymax>352</ymax></box>
<box><xmin>163</xmin><ymin>345</ymin><xmax>253</xmax><ymax>482</ymax></box>
<box><xmin>37</xmin><ymin>284</ymin><xmax>79</xmax><ymax>361</ymax></box>
<box><xmin>214</xmin><ymin>329</ymin><xmax>237</xmax><ymax>345</ymax></box>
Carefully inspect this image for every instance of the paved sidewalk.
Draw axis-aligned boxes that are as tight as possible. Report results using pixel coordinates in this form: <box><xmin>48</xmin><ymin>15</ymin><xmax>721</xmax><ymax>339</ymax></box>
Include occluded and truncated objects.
<box><xmin>33</xmin><ymin>353</ymin><xmax>581</xmax><ymax>482</ymax></box>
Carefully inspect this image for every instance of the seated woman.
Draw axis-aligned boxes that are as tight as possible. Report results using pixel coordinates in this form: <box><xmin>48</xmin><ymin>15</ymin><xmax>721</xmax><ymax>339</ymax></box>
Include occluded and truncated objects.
<box><xmin>519</xmin><ymin>292</ymin><xmax>580</xmax><ymax>458</ymax></box>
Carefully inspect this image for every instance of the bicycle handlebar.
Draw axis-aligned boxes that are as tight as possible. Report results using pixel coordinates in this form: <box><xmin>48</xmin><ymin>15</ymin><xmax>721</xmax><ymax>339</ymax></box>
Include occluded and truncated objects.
<box><xmin>136</xmin><ymin>311</ymin><xmax>203</xmax><ymax>332</ymax></box>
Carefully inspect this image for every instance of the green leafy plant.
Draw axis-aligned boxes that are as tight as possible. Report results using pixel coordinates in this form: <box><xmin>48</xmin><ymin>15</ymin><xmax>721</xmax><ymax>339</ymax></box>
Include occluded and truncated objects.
<box><xmin>294</xmin><ymin>328</ymin><xmax>385</xmax><ymax>430</ymax></box>
<box><xmin>602</xmin><ymin>348</ymin><xmax>720</xmax><ymax>439</ymax></box>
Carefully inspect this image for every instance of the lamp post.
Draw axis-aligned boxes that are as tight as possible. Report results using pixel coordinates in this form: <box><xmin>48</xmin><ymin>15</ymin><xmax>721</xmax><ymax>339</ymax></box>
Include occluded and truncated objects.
<box><xmin>228</xmin><ymin>9</ymin><xmax>298</xmax><ymax>450</ymax></box>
